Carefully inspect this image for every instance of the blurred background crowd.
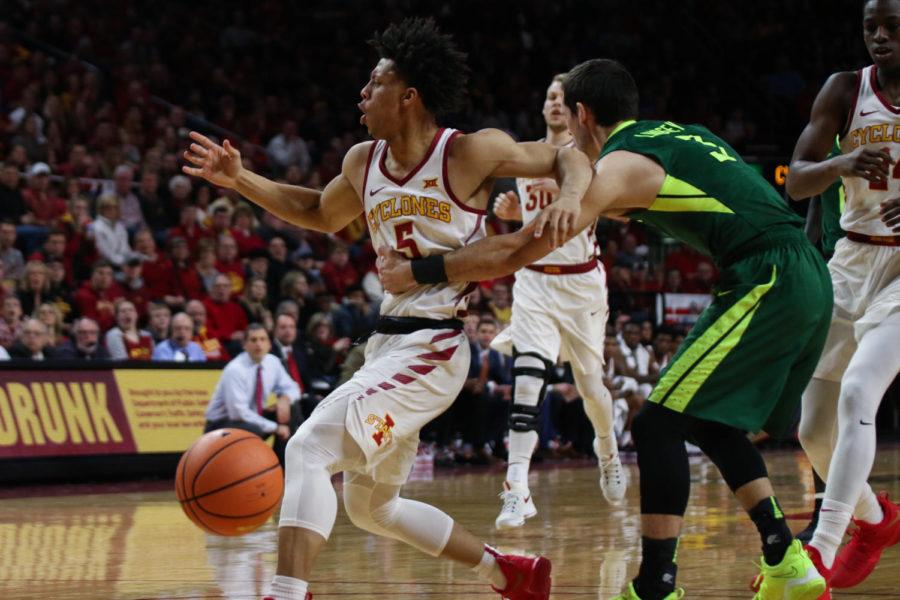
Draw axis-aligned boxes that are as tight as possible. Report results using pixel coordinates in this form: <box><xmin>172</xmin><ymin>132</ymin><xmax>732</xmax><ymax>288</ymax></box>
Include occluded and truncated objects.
<box><xmin>0</xmin><ymin>1</ymin><xmax>885</xmax><ymax>463</ymax></box>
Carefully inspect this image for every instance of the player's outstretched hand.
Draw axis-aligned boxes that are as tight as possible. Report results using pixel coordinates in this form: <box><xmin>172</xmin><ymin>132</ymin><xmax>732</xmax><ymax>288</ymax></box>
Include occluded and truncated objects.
<box><xmin>493</xmin><ymin>191</ymin><xmax>522</xmax><ymax>221</ymax></box>
<box><xmin>533</xmin><ymin>196</ymin><xmax>580</xmax><ymax>248</ymax></box>
<box><xmin>881</xmin><ymin>197</ymin><xmax>900</xmax><ymax>232</ymax></box>
<box><xmin>377</xmin><ymin>246</ymin><xmax>416</xmax><ymax>294</ymax></box>
<box><xmin>839</xmin><ymin>147</ymin><xmax>893</xmax><ymax>183</ymax></box>
<box><xmin>182</xmin><ymin>131</ymin><xmax>243</xmax><ymax>188</ymax></box>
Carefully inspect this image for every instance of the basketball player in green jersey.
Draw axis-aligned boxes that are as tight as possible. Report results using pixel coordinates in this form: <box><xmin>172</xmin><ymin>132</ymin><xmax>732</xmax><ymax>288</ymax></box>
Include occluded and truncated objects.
<box><xmin>378</xmin><ymin>59</ymin><xmax>832</xmax><ymax>600</ymax></box>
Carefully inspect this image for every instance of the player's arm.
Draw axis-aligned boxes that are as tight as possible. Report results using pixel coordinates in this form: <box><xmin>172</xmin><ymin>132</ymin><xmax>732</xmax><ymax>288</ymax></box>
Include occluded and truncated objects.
<box><xmin>454</xmin><ymin>129</ymin><xmax>593</xmax><ymax>246</ymax></box>
<box><xmin>378</xmin><ymin>151</ymin><xmax>663</xmax><ymax>290</ymax></box>
<box><xmin>786</xmin><ymin>71</ymin><xmax>892</xmax><ymax>200</ymax></box>
<box><xmin>183</xmin><ymin>131</ymin><xmax>364</xmax><ymax>233</ymax></box>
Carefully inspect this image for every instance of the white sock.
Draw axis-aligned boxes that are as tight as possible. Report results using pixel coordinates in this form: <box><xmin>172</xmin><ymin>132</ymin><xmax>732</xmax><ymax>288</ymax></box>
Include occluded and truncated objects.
<box><xmin>506</xmin><ymin>429</ymin><xmax>538</xmax><ymax>489</ymax></box>
<box><xmin>472</xmin><ymin>549</ymin><xmax>507</xmax><ymax>590</ymax></box>
<box><xmin>854</xmin><ymin>488</ymin><xmax>884</xmax><ymax>525</ymax></box>
<box><xmin>270</xmin><ymin>575</ymin><xmax>308</xmax><ymax>600</ymax></box>
<box><xmin>810</xmin><ymin>498</ymin><xmax>854</xmax><ymax>568</ymax></box>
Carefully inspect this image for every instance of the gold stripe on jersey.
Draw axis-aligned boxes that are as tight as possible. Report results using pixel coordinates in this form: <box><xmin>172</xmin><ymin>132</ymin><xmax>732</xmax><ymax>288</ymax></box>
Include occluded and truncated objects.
<box><xmin>367</xmin><ymin>195</ymin><xmax>453</xmax><ymax>233</ymax></box>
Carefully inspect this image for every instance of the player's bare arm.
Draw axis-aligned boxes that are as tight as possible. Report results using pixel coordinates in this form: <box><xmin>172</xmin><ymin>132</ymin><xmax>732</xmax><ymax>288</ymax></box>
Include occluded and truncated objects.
<box><xmin>787</xmin><ymin>71</ymin><xmax>893</xmax><ymax>199</ymax></box>
<box><xmin>448</xmin><ymin>128</ymin><xmax>592</xmax><ymax>247</ymax></box>
<box><xmin>183</xmin><ymin>131</ymin><xmax>366</xmax><ymax>233</ymax></box>
<box><xmin>378</xmin><ymin>150</ymin><xmax>664</xmax><ymax>292</ymax></box>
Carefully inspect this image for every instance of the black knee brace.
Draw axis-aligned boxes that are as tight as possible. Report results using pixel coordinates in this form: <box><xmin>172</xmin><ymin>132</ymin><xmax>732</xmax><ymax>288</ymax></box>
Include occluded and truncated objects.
<box><xmin>508</xmin><ymin>348</ymin><xmax>553</xmax><ymax>433</ymax></box>
<box><xmin>631</xmin><ymin>403</ymin><xmax>691</xmax><ymax>515</ymax></box>
<box><xmin>689</xmin><ymin>420</ymin><xmax>768</xmax><ymax>492</ymax></box>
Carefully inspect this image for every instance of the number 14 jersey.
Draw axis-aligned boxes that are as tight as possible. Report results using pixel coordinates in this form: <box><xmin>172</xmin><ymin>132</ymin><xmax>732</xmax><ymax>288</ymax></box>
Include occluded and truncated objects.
<box><xmin>364</xmin><ymin>128</ymin><xmax>486</xmax><ymax>320</ymax></box>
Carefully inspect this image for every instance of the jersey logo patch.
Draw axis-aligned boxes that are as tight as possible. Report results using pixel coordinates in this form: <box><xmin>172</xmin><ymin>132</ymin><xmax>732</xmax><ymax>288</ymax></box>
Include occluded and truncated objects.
<box><xmin>369</xmin><ymin>186</ymin><xmax>387</xmax><ymax>196</ymax></box>
<box><xmin>423</xmin><ymin>177</ymin><xmax>439</xmax><ymax>189</ymax></box>
<box><xmin>366</xmin><ymin>412</ymin><xmax>395</xmax><ymax>447</ymax></box>
<box><xmin>860</xmin><ymin>109</ymin><xmax>878</xmax><ymax>117</ymax></box>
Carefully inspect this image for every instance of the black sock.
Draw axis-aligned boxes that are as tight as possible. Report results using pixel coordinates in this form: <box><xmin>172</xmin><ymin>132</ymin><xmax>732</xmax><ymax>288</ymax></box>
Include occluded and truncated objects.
<box><xmin>749</xmin><ymin>497</ymin><xmax>793</xmax><ymax>565</ymax></box>
<box><xmin>633</xmin><ymin>536</ymin><xmax>678</xmax><ymax>600</ymax></box>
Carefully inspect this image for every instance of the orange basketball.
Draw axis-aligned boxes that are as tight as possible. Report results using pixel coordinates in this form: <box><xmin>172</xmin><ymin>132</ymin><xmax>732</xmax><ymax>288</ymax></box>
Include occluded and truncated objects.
<box><xmin>175</xmin><ymin>428</ymin><xmax>284</xmax><ymax>536</ymax></box>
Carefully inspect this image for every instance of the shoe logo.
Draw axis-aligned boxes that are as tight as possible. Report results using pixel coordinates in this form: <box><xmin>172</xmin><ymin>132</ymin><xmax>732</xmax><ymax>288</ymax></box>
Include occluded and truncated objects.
<box><xmin>715</xmin><ymin>290</ymin><xmax>733</xmax><ymax>297</ymax></box>
<box><xmin>860</xmin><ymin>109</ymin><xmax>878</xmax><ymax>117</ymax></box>
<box><xmin>524</xmin><ymin>495</ymin><xmax>531</xmax><ymax>503</ymax></box>
<box><xmin>590</xmin><ymin>309</ymin><xmax>601</xmax><ymax>316</ymax></box>
<box><xmin>369</xmin><ymin>186</ymin><xmax>387</xmax><ymax>196</ymax></box>
<box><xmin>766</xmin><ymin>534</ymin><xmax>781</xmax><ymax>545</ymax></box>
<box><xmin>860</xmin><ymin>419</ymin><xmax>874</xmax><ymax>426</ymax></box>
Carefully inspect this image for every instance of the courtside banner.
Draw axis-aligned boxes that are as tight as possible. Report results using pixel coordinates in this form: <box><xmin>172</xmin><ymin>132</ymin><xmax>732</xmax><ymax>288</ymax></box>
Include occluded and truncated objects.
<box><xmin>0</xmin><ymin>369</ymin><xmax>221</xmax><ymax>458</ymax></box>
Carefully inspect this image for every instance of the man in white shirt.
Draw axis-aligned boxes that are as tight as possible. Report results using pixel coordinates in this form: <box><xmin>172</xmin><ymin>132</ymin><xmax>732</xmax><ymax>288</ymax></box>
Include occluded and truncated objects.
<box><xmin>92</xmin><ymin>194</ymin><xmax>138</xmax><ymax>267</ymax></box>
<box><xmin>205</xmin><ymin>323</ymin><xmax>302</xmax><ymax>465</ymax></box>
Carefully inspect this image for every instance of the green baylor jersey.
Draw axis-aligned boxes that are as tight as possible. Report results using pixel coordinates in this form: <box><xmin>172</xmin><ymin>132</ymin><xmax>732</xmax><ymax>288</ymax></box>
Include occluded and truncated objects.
<box><xmin>820</xmin><ymin>139</ymin><xmax>847</xmax><ymax>257</ymax></box>
<box><xmin>599</xmin><ymin>120</ymin><xmax>805</xmax><ymax>264</ymax></box>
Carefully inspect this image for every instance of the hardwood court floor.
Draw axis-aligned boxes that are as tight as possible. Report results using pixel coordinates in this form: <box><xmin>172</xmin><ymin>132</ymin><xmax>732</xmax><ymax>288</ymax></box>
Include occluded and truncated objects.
<box><xmin>2</xmin><ymin>448</ymin><xmax>899</xmax><ymax>599</ymax></box>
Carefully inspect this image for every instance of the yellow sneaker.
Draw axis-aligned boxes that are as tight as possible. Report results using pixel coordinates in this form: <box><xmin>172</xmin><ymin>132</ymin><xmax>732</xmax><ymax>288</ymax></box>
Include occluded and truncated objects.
<box><xmin>752</xmin><ymin>539</ymin><xmax>826</xmax><ymax>600</ymax></box>
<box><xmin>610</xmin><ymin>582</ymin><xmax>684</xmax><ymax>600</ymax></box>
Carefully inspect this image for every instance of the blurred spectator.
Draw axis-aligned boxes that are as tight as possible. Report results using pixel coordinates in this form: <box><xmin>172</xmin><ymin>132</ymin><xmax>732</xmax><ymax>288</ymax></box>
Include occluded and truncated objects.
<box><xmin>640</xmin><ymin>320</ymin><xmax>655</xmax><ymax>347</ymax></box>
<box><xmin>305</xmin><ymin>312</ymin><xmax>349</xmax><ymax>386</ymax></box>
<box><xmin>332</xmin><ymin>284</ymin><xmax>377</xmax><ymax>340</ymax></box>
<box><xmin>204</xmin><ymin>273</ymin><xmax>249</xmax><ymax>345</ymax></box>
<box><xmin>614</xmin><ymin>233</ymin><xmax>648</xmax><ymax>271</ymax></box>
<box><xmin>320</xmin><ymin>242</ymin><xmax>357</xmax><ymax>300</ymax></box>
<box><xmin>0</xmin><ymin>163</ymin><xmax>28</xmax><ymax>222</ymax></box>
<box><xmin>266</xmin><ymin>236</ymin><xmax>291</xmax><ymax>294</ymax></box>
<box><xmin>147</xmin><ymin>301</ymin><xmax>172</xmax><ymax>344</ymax></box>
<box><xmin>208</xmin><ymin>201</ymin><xmax>233</xmax><ymax>239</ymax></box>
<box><xmin>267</xmin><ymin>120</ymin><xmax>311</xmax><ymax>174</ymax></box>
<box><xmin>270</xmin><ymin>312</ymin><xmax>312</xmax><ymax>403</ymax></box>
<box><xmin>167</xmin><ymin>175</ymin><xmax>194</xmax><ymax>214</ymax></box>
<box><xmin>274</xmin><ymin>299</ymin><xmax>301</xmax><ymax>322</ymax></box>
<box><xmin>17</xmin><ymin>260</ymin><xmax>50</xmax><ymax>316</ymax></box>
<box><xmin>152</xmin><ymin>312</ymin><xmax>206</xmax><ymax>362</ymax></box>
<box><xmin>27</xmin><ymin>229</ymin><xmax>67</xmax><ymax>271</ymax></box>
<box><xmin>168</xmin><ymin>203</ymin><xmax>209</xmax><ymax>253</ymax></box>
<box><xmin>230</xmin><ymin>204</ymin><xmax>265</xmax><ymax>256</ymax></box>
<box><xmin>651</xmin><ymin>327</ymin><xmax>676</xmax><ymax>371</ymax></box>
<box><xmin>107</xmin><ymin>165</ymin><xmax>145</xmax><ymax>231</ymax></box>
<box><xmin>57</xmin><ymin>317</ymin><xmax>110</xmax><ymax>360</ymax></box>
<box><xmin>195</xmin><ymin>239</ymin><xmax>222</xmax><ymax>293</ymax></box>
<box><xmin>665</xmin><ymin>243</ymin><xmax>715</xmax><ymax>280</ymax></box>
<box><xmin>0</xmin><ymin>296</ymin><xmax>24</xmax><ymax>348</ymax></box>
<box><xmin>278</xmin><ymin>270</ymin><xmax>316</xmax><ymax>330</ymax></box>
<box><xmin>186</xmin><ymin>299</ymin><xmax>229</xmax><ymax>361</ymax></box>
<box><xmin>684</xmin><ymin>261</ymin><xmax>717</xmax><ymax>294</ymax></box>
<box><xmin>618</xmin><ymin>322</ymin><xmax>659</xmax><ymax>399</ymax></box>
<box><xmin>118</xmin><ymin>258</ymin><xmax>152</xmax><ymax>318</ymax></box>
<box><xmin>73</xmin><ymin>260</ymin><xmax>125</xmax><ymax>331</ymax></box>
<box><xmin>105</xmin><ymin>300</ymin><xmax>154</xmax><ymax>360</ymax></box>
<box><xmin>246</xmin><ymin>248</ymin><xmax>270</xmax><ymax>286</ymax></box>
<box><xmin>8</xmin><ymin>318</ymin><xmax>56</xmax><ymax>360</ymax></box>
<box><xmin>93</xmin><ymin>194</ymin><xmax>137</xmax><ymax>267</ymax></box>
<box><xmin>0</xmin><ymin>221</ymin><xmax>24</xmax><ymax>283</ymax></box>
<box><xmin>136</xmin><ymin>171</ymin><xmax>171</xmax><ymax>233</ymax></box>
<box><xmin>133</xmin><ymin>229</ymin><xmax>175</xmax><ymax>302</ymax></box>
<box><xmin>487</xmin><ymin>281</ymin><xmax>512</xmax><ymax>326</ymax></box>
<box><xmin>35</xmin><ymin>302</ymin><xmax>66</xmax><ymax>346</ymax></box>
<box><xmin>663</xmin><ymin>267</ymin><xmax>684</xmax><ymax>293</ymax></box>
<box><xmin>44</xmin><ymin>258</ymin><xmax>73</xmax><ymax>319</ymax></box>
<box><xmin>168</xmin><ymin>236</ymin><xmax>204</xmax><ymax>302</ymax></box>
<box><xmin>215</xmin><ymin>234</ymin><xmax>245</xmax><ymax>296</ymax></box>
<box><xmin>22</xmin><ymin>162</ymin><xmax>66</xmax><ymax>225</ymax></box>
<box><xmin>240</xmin><ymin>276</ymin><xmax>274</xmax><ymax>332</ymax></box>
<box><xmin>203</xmin><ymin>324</ymin><xmax>302</xmax><ymax>466</ymax></box>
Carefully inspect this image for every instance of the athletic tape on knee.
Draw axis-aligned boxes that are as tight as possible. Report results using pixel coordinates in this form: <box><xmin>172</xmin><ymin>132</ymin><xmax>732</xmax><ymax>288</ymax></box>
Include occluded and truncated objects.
<box><xmin>509</xmin><ymin>350</ymin><xmax>552</xmax><ymax>432</ymax></box>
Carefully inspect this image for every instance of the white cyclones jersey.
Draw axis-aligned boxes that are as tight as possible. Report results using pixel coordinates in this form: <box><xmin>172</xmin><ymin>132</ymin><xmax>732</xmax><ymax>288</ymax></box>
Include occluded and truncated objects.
<box><xmin>516</xmin><ymin>142</ymin><xmax>598</xmax><ymax>266</ymax></box>
<box><xmin>365</xmin><ymin>128</ymin><xmax>486</xmax><ymax>319</ymax></box>
<box><xmin>840</xmin><ymin>65</ymin><xmax>900</xmax><ymax>237</ymax></box>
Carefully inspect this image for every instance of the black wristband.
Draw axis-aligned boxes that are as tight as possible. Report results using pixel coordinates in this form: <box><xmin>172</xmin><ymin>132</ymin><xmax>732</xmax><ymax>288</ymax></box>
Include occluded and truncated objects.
<box><xmin>410</xmin><ymin>254</ymin><xmax>448</xmax><ymax>284</ymax></box>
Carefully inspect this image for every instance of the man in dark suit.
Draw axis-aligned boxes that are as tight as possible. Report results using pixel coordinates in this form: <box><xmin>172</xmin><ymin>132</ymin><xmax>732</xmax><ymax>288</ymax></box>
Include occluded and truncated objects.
<box><xmin>56</xmin><ymin>317</ymin><xmax>111</xmax><ymax>360</ymax></box>
<box><xmin>8</xmin><ymin>318</ymin><xmax>58</xmax><ymax>361</ymax></box>
<box><xmin>269</xmin><ymin>312</ymin><xmax>314</xmax><ymax>419</ymax></box>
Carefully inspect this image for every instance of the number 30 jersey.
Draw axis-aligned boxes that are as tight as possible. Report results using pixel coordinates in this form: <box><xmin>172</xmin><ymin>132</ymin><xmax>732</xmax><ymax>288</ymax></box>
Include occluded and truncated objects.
<box><xmin>364</xmin><ymin>128</ymin><xmax>486</xmax><ymax>320</ymax></box>
<box><xmin>516</xmin><ymin>140</ymin><xmax>598</xmax><ymax>266</ymax></box>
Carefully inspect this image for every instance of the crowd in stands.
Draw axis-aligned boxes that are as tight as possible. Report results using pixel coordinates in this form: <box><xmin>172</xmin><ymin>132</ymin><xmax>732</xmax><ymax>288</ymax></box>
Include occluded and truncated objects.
<box><xmin>4</xmin><ymin>0</ymin><xmax>857</xmax><ymax>459</ymax></box>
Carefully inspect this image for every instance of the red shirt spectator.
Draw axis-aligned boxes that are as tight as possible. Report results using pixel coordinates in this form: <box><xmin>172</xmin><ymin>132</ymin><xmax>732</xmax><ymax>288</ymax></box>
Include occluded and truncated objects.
<box><xmin>665</xmin><ymin>244</ymin><xmax>716</xmax><ymax>280</ymax></box>
<box><xmin>214</xmin><ymin>234</ymin><xmax>245</xmax><ymax>297</ymax></box>
<box><xmin>203</xmin><ymin>273</ymin><xmax>248</xmax><ymax>343</ymax></box>
<box><xmin>133</xmin><ymin>229</ymin><xmax>173</xmax><ymax>298</ymax></box>
<box><xmin>186</xmin><ymin>299</ymin><xmax>230</xmax><ymax>361</ymax></box>
<box><xmin>168</xmin><ymin>204</ymin><xmax>212</xmax><ymax>254</ymax></box>
<box><xmin>320</xmin><ymin>243</ymin><xmax>358</xmax><ymax>301</ymax></box>
<box><xmin>230</xmin><ymin>205</ymin><xmax>266</xmax><ymax>256</ymax></box>
<box><xmin>22</xmin><ymin>163</ymin><xmax>67</xmax><ymax>225</ymax></box>
<box><xmin>73</xmin><ymin>261</ymin><xmax>126</xmax><ymax>331</ymax></box>
<box><xmin>168</xmin><ymin>237</ymin><xmax>204</xmax><ymax>302</ymax></box>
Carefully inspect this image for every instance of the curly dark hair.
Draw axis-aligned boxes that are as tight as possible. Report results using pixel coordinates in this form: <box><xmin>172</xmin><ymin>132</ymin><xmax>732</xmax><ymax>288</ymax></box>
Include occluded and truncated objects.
<box><xmin>369</xmin><ymin>17</ymin><xmax>469</xmax><ymax>118</ymax></box>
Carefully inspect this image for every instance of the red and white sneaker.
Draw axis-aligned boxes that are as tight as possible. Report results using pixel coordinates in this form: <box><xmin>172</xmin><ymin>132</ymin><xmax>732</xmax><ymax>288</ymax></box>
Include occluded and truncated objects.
<box><xmin>804</xmin><ymin>544</ymin><xmax>832</xmax><ymax>599</ymax></box>
<box><xmin>831</xmin><ymin>492</ymin><xmax>900</xmax><ymax>589</ymax></box>
<box><xmin>485</xmin><ymin>545</ymin><xmax>552</xmax><ymax>600</ymax></box>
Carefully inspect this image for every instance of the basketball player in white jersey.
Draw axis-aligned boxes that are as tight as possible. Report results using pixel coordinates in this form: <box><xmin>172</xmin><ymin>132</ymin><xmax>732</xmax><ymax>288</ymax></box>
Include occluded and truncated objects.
<box><xmin>786</xmin><ymin>0</ymin><xmax>900</xmax><ymax>589</ymax></box>
<box><xmin>489</xmin><ymin>74</ymin><xmax>625</xmax><ymax>530</ymax></box>
<box><xmin>183</xmin><ymin>18</ymin><xmax>592</xmax><ymax>600</ymax></box>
